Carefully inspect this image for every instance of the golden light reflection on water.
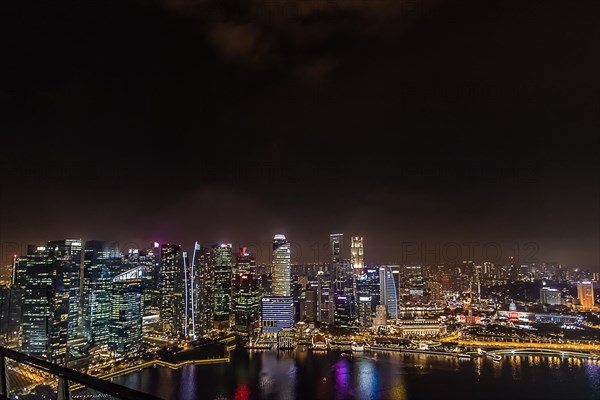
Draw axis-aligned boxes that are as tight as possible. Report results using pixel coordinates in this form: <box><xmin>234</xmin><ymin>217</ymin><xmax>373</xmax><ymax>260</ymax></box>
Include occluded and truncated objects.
<box><xmin>390</xmin><ymin>385</ymin><xmax>408</xmax><ymax>400</ymax></box>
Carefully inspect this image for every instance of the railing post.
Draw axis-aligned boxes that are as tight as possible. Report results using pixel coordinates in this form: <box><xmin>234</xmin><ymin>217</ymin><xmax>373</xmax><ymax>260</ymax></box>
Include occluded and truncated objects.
<box><xmin>0</xmin><ymin>355</ymin><xmax>7</xmax><ymax>397</ymax></box>
<box><xmin>57</xmin><ymin>374</ymin><xmax>71</xmax><ymax>400</ymax></box>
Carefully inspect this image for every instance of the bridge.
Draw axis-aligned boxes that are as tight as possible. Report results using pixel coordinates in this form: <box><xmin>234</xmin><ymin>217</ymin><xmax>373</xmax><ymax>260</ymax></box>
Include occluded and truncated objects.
<box><xmin>0</xmin><ymin>346</ymin><xmax>163</xmax><ymax>400</ymax></box>
<box><xmin>488</xmin><ymin>348</ymin><xmax>600</xmax><ymax>360</ymax></box>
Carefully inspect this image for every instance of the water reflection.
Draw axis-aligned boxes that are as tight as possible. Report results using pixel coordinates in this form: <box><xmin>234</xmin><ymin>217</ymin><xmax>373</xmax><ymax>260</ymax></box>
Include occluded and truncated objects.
<box><xmin>356</xmin><ymin>358</ymin><xmax>379</xmax><ymax>400</ymax></box>
<box><xmin>113</xmin><ymin>349</ymin><xmax>600</xmax><ymax>400</ymax></box>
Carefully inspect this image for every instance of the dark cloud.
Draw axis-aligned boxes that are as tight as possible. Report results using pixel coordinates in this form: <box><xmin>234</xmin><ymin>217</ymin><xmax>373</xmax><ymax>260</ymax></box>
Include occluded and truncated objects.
<box><xmin>0</xmin><ymin>0</ymin><xmax>598</xmax><ymax>269</ymax></box>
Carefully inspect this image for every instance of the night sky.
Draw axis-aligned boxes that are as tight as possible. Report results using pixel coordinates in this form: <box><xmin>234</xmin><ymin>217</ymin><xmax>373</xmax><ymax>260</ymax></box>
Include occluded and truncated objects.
<box><xmin>1</xmin><ymin>0</ymin><xmax>598</xmax><ymax>268</ymax></box>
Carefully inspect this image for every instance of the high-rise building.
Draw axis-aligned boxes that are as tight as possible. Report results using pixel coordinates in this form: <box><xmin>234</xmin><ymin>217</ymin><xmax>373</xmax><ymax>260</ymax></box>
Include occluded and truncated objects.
<box><xmin>123</xmin><ymin>246</ymin><xmax>160</xmax><ymax>316</ymax></box>
<box><xmin>213</xmin><ymin>244</ymin><xmax>233</xmax><ymax>330</ymax></box>
<box><xmin>0</xmin><ymin>284</ymin><xmax>22</xmax><ymax>346</ymax></box>
<box><xmin>109</xmin><ymin>266</ymin><xmax>143</xmax><ymax>356</ymax></box>
<box><xmin>577</xmin><ymin>281</ymin><xmax>595</xmax><ymax>309</ymax></box>
<box><xmin>333</xmin><ymin>293</ymin><xmax>353</xmax><ymax>327</ymax></box>
<box><xmin>302</xmin><ymin>280</ymin><xmax>318</xmax><ymax>323</ymax></box>
<box><xmin>192</xmin><ymin>244</ymin><xmax>216</xmax><ymax>337</ymax></box>
<box><xmin>350</xmin><ymin>237</ymin><xmax>364</xmax><ymax>270</ymax></box>
<box><xmin>159</xmin><ymin>244</ymin><xmax>185</xmax><ymax>337</ymax></box>
<box><xmin>21</xmin><ymin>244</ymin><xmax>71</xmax><ymax>365</ymax></box>
<box><xmin>356</xmin><ymin>267</ymin><xmax>380</xmax><ymax>313</ymax></box>
<box><xmin>379</xmin><ymin>266</ymin><xmax>398</xmax><ymax>320</ymax></box>
<box><xmin>330</xmin><ymin>234</ymin><xmax>344</xmax><ymax>263</ymax></box>
<box><xmin>83</xmin><ymin>241</ymin><xmax>122</xmax><ymax>347</ymax></box>
<box><xmin>272</xmin><ymin>234</ymin><xmax>291</xmax><ymax>297</ymax></box>
<box><xmin>48</xmin><ymin>239</ymin><xmax>83</xmax><ymax>342</ymax></box>
<box><xmin>261</xmin><ymin>296</ymin><xmax>294</xmax><ymax>336</ymax></box>
<box><xmin>317</xmin><ymin>272</ymin><xmax>334</xmax><ymax>325</ymax></box>
<box><xmin>233</xmin><ymin>248</ymin><xmax>259</xmax><ymax>336</ymax></box>
<box><xmin>428</xmin><ymin>282</ymin><xmax>443</xmax><ymax>302</ymax></box>
<box><xmin>357</xmin><ymin>295</ymin><xmax>373</xmax><ymax>327</ymax></box>
<box><xmin>539</xmin><ymin>287</ymin><xmax>562</xmax><ymax>306</ymax></box>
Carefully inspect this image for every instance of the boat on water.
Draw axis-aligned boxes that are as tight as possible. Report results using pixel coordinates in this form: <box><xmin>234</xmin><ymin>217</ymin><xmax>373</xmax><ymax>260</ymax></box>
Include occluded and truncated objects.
<box><xmin>245</xmin><ymin>339</ymin><xmax>274</xmax><ymax>350</ymax></box>
<box><xmin>351</xmin><ymin>342</ymin><xmax>365</xmax><ymax>352</ymax></box>
<box><xmin>485</xmin><ymin>353</ymin><xmax>502</xmax><ymax>362</ymax></box>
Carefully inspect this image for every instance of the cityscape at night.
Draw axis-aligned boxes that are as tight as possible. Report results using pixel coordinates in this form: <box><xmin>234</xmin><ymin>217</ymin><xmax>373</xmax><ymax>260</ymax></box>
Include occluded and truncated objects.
<box><xmin>0</xmin><ymin>235</ymin><xmax>599</xmax><ymax>398</ymax></box>
<box><xmin>1</xmin><ymin>0</ymin><xmax>599</xmax><ymax>399</ymax></box>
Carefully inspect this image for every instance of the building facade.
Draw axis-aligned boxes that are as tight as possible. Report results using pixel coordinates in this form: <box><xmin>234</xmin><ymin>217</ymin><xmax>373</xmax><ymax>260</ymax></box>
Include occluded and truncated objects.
<box><xmin>21</xmin><ymin>244</ymin><xmax>71</xmax><ymax>365</ymax></box>
<box><xmin>159</xmin><ymin>244</ymin><xmax>185</xmax><ymax>337</ymax></box>
<box><xmin>109</xmin><ymin>266</ymin><xmax>143</xmax><ymax>356</ymax></box>
<box><xmin>272</xmin><ymin>234</ymin><xmax>291</xmax><ymax>297</ymax></box>
<box><xmin>83</xmin><ymin>240</ymin><xmax>122</xmax><ymax>347</ymax></box>
<box><xmin>234</xmin><ymin>249</ymin><xmax>259</xmax><ymax>336</ymax></box>
<box><xmin>261</xmin><ymin>296</ymin><xmax>294</xmax><ymax>336</ymax></box>
<box><xmin>350</xmin><ymin>237</ymin><xmax>364</xmax><ymax>270</ymax></box>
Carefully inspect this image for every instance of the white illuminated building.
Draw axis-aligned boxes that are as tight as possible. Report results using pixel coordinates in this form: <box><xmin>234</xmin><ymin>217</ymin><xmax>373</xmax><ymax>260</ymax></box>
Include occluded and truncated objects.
<box><xmin>272</xmin><ymin>234</ymin><xmax>291</xmax><ymax>297</ymax></box>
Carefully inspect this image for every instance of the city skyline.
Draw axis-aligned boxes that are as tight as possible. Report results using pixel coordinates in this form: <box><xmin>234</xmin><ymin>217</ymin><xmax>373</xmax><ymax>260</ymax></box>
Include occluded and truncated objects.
<box><xmin>1</xmin><ymin>0</ymin><xmax>599</xmax><ymax>397</ymax></box>
<box><xmin>1</xmin><ymin>234</ymin><xmax>597</xmax><ymax>272</ymax></box>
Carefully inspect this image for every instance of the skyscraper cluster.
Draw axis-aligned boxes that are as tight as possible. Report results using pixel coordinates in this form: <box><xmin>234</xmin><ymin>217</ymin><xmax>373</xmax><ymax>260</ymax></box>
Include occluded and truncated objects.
<box><xmin>1</xmin><ymin>231</ymin><xmax>596</xmax><ymax>367</ymax></box>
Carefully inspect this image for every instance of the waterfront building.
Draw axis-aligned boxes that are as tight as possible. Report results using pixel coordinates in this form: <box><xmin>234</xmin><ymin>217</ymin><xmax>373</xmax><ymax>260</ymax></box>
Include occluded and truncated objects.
<box><xmin>397</xmin><ymin>319</ymin><xmax>447</xmax><ymax>338</ymax></box>
<box><xmin>83</xmin><ymin>241</ymin><xmax>122</xmax><ymax>347</ymax></box>
<box><xmin>261</xmin><ymin>296</ymin><xmax>294</xmax><ymax>336</ymax></box>
<box><xmin>277</xmin><ymin>328</ymin><xmax>295</xmax><ymax>349</ymax></box>
<box><xmin>109</xmin><ymin>266</ymin><xmax>143</xmax><ymax>356</ymax></box>
<box><xmin>272</xmin><ymin>234</ymin><xmax>291</xmax><ymax>297</ymax></box>
<box><xmin>159</xmin><ymin>244</ymin><xmax>185</xmax><ymax>337</ymax></box>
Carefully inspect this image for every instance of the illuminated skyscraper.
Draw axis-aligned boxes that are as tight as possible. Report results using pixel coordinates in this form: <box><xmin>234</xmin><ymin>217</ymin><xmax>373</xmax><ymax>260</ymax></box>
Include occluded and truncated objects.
<box><xmin>123</xmin><ymin>246</ymin><xmax>160</xmax><ymax>316</ymax></box>
<box><xmin>272</xmin><ymin>234</ymin><xmax>291</xmax><ymax>297</ymax></box>
<box><xmin>379</xmin><ymin>266</ymin><xmax>398</xmax><ymax>320</ymax></box>
<box><xmin>191</xmin><ymin>244</ymin><xmax>216</xmax><ymax>337</ymax></box>
<box><xmin>213</xmin><ymin>244</ymin><xmax>233</xmax><ymax>330</ymax></box>
<box><xmin>48</xmin><ymin>239</ymin><xmax>82</xmax><ymax>342</ymax></box>
<box><xmin>356</xmin><ymin>267</ymin><xmax>380</xmax><ymax>315</ymax></box>
<box><xmin>109</xmin><ymin>266</ymin><xmax>143</xmax><ymax>356</ymax></box>
<box><xmin>233</xmin><ymin>248</ymin><xmax>259</xmax><ymax>336</ymax></box>
<box><xmin>317</xmin><ymin>272</ymin><xmax>334</xmax><ymax>325</ymax></box>
<box><xmin>350</xmin><ymin>237</ymin><xmax>364</xmax><ymax>269</ymax></box>
<box><xmin>159</xmin><ymin>244</ymin><xmax>185</xmax><ymax>337</ymax></box>
<box><xmin>577</xmin><ymin>281</ymin><xmax>595</xmax><ymax>309</ymax></box>
<box><xmin>21</xmin><ymin>244</ymin><xmax>72</xmax><ymax>365</ymax></box>
<box><xmin>357</xmin><ymin>295</ymin><xmax>373</xmax><ymax>327</ymax></box>
<box><xmin>333</xmin><ymin>293</ymin><xmax>352</xmax><ymax>327</ymax></box>
<box><xmin>83</xmin><ymin>241</ymin><xmax>121</xmax><ymax>347</ymax></box>
<box><xmin>330</xmin><ymin>233</ymin><xmax>344</xmax><ymax>263</ymax></box>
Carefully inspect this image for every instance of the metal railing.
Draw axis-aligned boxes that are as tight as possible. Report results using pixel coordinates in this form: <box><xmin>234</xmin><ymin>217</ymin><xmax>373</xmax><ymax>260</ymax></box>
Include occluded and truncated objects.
<box><xmin>0</xmin><ymin>347</ymin><xmax>163</xmax><ymax>400</ymax></box>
